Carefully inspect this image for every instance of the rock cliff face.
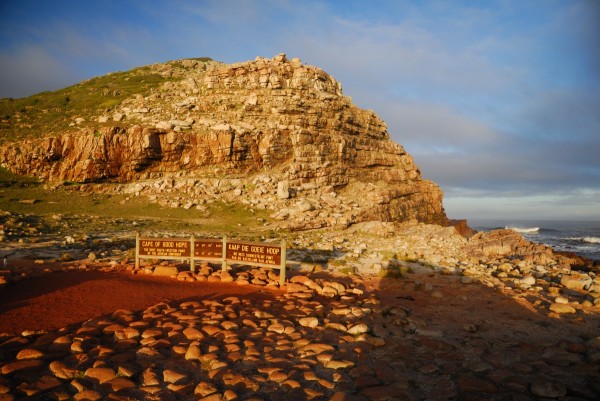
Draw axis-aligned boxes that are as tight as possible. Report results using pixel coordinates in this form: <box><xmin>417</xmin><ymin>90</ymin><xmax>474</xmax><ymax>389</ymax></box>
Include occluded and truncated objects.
<box><xmin>0</xmin><ymin>54</ymin><xmax>447</xmax><ymax>229</ymax></box>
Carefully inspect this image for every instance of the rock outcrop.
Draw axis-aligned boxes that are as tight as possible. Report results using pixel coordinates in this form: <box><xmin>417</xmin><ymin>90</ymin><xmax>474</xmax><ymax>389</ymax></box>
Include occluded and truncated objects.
<box><xmin>0</xmin><ymin>53</ymin><xmax>447</xmax><ymax>229</ymax></box>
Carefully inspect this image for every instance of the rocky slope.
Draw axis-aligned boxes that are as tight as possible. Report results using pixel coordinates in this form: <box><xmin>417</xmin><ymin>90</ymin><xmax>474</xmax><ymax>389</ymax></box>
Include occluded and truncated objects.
<box><xmin>0</xmin><ymin>54</ymin><xmax>446</xmax><ymax>230</ymax></box>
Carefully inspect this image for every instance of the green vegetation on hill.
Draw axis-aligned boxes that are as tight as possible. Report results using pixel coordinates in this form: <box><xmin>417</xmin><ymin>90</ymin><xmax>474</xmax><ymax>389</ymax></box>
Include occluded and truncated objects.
<box><xmin>0</xmin><ymin>167</ymin><xmax>270</xmax><ymax>235</ymax></box>
<box><xmin>0</xmin><ymin>58</ymin><xmax>214</xmax><ymax>145</ymax></box>
<box><xmin>0</xmin><ymin>66</ymin><xmax>168</xmax><ymax>144</ymax></box>
<box><xmin>0</xmin><ymin>167</ymin><xmax>40</xmax><ymax>188</ymax></box>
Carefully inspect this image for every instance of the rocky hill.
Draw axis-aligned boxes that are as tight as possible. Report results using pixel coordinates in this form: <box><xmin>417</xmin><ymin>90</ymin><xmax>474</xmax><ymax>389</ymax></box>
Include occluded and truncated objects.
<box><xmin>0</xmin><ymin>53</ymin><xmax>447</xmax><ymax>230</ymax></box>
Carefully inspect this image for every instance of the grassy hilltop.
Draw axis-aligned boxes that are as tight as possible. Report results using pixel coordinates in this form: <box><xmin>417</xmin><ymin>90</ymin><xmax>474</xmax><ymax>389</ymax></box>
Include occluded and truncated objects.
<box><xmin>0</xmin><ymin>58</ymin><xmax>213</xmax><ymax>144</ymax></box>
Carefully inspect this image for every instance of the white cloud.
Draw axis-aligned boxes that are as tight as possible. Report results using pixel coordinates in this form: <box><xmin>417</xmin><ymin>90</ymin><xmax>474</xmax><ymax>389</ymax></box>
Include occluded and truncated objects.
<box><xmin>444</xmin><ymin>189</ymin><xmax>600</xmax><ymax>221</ymax></box>
<box><xmin>377</xmin><ymin>101</ymin><xmax>498</xmax><ymax>151</ymax></box>
<box><xmin>288</xmin><ymin>16</ymin><xmax>521</xmax><ymax>98</ymax></box>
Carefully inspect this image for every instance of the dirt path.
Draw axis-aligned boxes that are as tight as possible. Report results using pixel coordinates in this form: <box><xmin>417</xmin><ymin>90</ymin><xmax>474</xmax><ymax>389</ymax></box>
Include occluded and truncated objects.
<box><xmin>0</xmin><ymin>269</ymin><xmax>280</xmax><ymax>334</ymax></box>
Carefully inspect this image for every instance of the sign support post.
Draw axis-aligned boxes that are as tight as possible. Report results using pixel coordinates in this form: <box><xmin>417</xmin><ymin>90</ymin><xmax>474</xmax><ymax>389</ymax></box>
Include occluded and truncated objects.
<box><xmin>279</xmin><ymin>238</ymin><xmax>286</xmax><ymax>286</ymax></box>
<box><xmin>221</xmin><ymin>235</ymin><xmax>228</xmax><ymax>272</ymax></box>
<box><xmin>190</xmin><ymin>234</ymin><xmax>195</xmax><ymax>273</ymax></box>
<box><xmin>135</xmin><ymin>232</ymin><xmax>140</xmax><ymax>270</ymax></box>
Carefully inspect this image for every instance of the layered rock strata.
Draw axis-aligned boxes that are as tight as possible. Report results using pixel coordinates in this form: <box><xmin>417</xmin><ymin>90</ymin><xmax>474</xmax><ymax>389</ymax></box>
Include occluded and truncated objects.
<box><xmin>0</xmin><ymin>54</ymin><xmax>447</xmax><ymax>229</ymax></box>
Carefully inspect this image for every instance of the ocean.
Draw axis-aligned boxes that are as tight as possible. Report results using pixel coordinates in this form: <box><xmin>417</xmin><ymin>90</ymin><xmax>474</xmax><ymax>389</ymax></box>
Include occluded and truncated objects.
<box><xmin>469</xmin><ymin>219</ymin><xmax>600</xmax><ymax>262</ymax></box>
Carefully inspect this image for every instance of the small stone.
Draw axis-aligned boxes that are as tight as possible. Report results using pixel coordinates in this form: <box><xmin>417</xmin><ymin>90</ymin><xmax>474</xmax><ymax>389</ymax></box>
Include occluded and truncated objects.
<box><xmin>163</xmin><ymin>369</ymin><xmax>188</xmax><ymax>384</ymax></box>
<box><xmin>16</xmin><ymin>348</ymin><xmax>44</xmax><ymax>360</ymax></box>
<box><xmin>16</xmin><ymin>375</ymin><xmax>61</xmax><ymax>396</ymax></box>
<box><xmin>325</xmin><ymin>322</ymin><xmax>347</xmax><ymax>332</ymax></box>
<box><xmin>220</xmin><ymin>272</ymin><xmax>234</xmax><ymax>283</ymax></box>
<box><xmin>519</xmin><ymin>276</ymin><xmax>536</xmax><ymax>286</ymax></box>
<box><xmin>268</xmin><ymin>371</ymin><xmax>289</xmax><ymax>382</ymax></box>
<box><xmin>301</xmin><ymin>343</ymin><xmax>335</xmax><ymax>355</ymax></box>
<box><xmin>560</xmin><ymin>274</ymin><xmax>592</xmax><ymax>291</ymax></box>
<box><xmin>347</xmin><ymin>323</ymin><xmax>369</xmax><ymax>336</ymax></box>
<box><xmin>185</xmin><ymin>344</ymin><xmax>202</xmax><ymax>360</ymax></box>
<box><xmin>49</xmin><ymin>361</ymin><xmax>78</xmax><ymax>379</ymax></box>
<box><xmin>198</xmin><ymin>394</ymin><xmax>223</xmax><ymax>401</ymax></box>
<box><xmin>141</xmin><ymin>369</ymin><xmax>160</xmax><ymax>386</ymax></box>
<box><xmin>105</xmin><ymin>377</ymin><xmax>136</xmax><ymax>392</ymax></box>
<box><xmin>468</xmin><ymin>361</ymin><xmax>493</xmax><ymax>373</ymax></box>
<box><xmin>326</xmin><ymin>360</ymin><xmax>355</xmax><ymax>369</ymax></box>
<box><xmin>554</xmin><ymin>296</ymin><xmax>569</xmax><ymax>304</ymax></box>
<box><xmin>299</xmin><ymin>317</ymin><xmax>319</xmax><ymax>328</ymax></box>
<box><xmin>419</xmin><ymin>363</ymin><xmax>439</xmax><ymax>374</ymax></box>
<box><xmin>85</xmin><ymin>367</ymin><xmax>116</xmax><ymax>383</ymax></box>
<box><xmin>530</xmin><ymin>379</ymin><xmax>567</xmax><ymax>398</ymax></box>
<box><xmin>1</xmin><ymin>360</ymin><xmax>44</xmax><ymax>375</ymax></box>
<box><xmin>202</xmin><ymin>325</ymin><xmax>221</xmax><ymax>336</ymax></box>
<box><xmin>286</xmin><ymin>283</ymin><xmax>308</xmax><ymax>293</ymax></box>
<box><xmin>268</xmin><ymin>323</ymin><xmax>286</xmax><ymax>333</ymax></box>
<box><xmin>195</xmin><ymin>381</ymin><xmax>218</xmax><ymax>397</ymax></box>
<box><xmin>74</xmin><ymin>390</ymin><xmax>102</xmax><ymax>401</ymax></box>
<box><xmin>183</xmin><ymin>327</ymin><xmax>205</xmax><ymax>340</ymax></box>
<box><xmin>153</xmin><ymin>265</ymin><xmax>179</xmax><ymax>276</ymax></box>
<box><xmin>457</xmin><ymin>374</ymin><xmax>498</xmax><ymax>393</ymax></box>
<box><xmin>277</xmin><ymin>180</ymin><xmax>290</xmax><ymax>199</ymax></box>
<box><xmin>549</xmin><ymin>303</ymin><xmax>576</xmax><ymax>314</ymax></box>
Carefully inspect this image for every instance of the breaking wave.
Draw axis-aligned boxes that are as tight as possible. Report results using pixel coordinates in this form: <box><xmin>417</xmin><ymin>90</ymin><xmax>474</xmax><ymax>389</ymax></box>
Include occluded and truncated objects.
<box><xmin>582</xmin><ymin>237</ymin><xmax>600</xmax><ymax>244</ymax></box>
<box><xmin>507</xmin><ymin>226</ymin><xmax>539</xmax><ymax>234</ymax></box>
<box><xmin>567</xmin><ymin>236</ymin><xmax>600</xmax><ymax>244</ymax></box>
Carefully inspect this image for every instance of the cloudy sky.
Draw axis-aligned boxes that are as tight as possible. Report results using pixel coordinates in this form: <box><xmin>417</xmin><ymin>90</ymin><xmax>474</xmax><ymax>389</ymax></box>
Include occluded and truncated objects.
<box><xmin>1</xmin><ymin>0</ymin><xmax>599</xmax><ymax>221</ymax></box>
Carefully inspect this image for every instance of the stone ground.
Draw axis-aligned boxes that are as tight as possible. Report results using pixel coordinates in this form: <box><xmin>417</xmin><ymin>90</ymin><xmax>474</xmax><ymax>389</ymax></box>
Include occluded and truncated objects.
<box><xmin>1</xmin><ymin>259</ymin><xmax>599</xmax><ymax>401</ymax></box>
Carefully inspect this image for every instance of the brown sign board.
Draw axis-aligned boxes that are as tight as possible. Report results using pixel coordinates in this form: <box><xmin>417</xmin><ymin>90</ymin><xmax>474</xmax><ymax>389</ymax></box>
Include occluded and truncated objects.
<box><xmin>225</xmin><ymin>240</ymin><xmax>282</xmax><ymax>266</ymax></box>
<box><xmin>135</xmin><ymin>235</ymin><xmax>286</xmax><ymax>285</ymax></box>
<box><xmin>138</xmin><ymin>238</ymin><xmax>190</xmax><ymax>258</ymax></box>
<box><xmin>194</xmin><ymin>240</ymin><xmax>223</xmax><ymax>259</ymax></box>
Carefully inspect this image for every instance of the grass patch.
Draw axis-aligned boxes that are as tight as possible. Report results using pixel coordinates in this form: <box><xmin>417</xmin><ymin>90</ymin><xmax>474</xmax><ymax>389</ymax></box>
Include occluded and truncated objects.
<box><xmin>0</xmin><ymin>184</ymin><xmax>272</xmax><ymax>236</ymax></box>
<box><xmin>0</xmin><ymin>66</ymin><xmax>172</xmax><ymax>144</ymax></box>
<box><xmin>0</xmin><ymin>167</ymin><xmax>40</xmax><ymax>188</ymax></box>
<box><xmin>0</xmin><ymin>57</ymin><xmax>217</xmax><ymax>145</ymax></box>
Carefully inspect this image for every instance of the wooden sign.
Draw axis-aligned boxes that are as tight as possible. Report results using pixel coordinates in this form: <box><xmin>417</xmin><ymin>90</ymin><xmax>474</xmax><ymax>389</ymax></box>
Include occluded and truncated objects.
<box><xmin>225</xmin><ymin>240</ymin><xmax>281</xmax><ymax>266</ymax></box>
<box><xmin>138</xmin><ymin>238</ymin><xmax>190</xmax><ymax>258</ymax></box>
<box><xmin>135</xmin><ymin>234</ymin><xmax>286</xmax><ymax>285</ymax></box>
<box><xmin>194</xmin><ymin>239</ymin><xmax>223</xmax><ymax>259</ymax></box>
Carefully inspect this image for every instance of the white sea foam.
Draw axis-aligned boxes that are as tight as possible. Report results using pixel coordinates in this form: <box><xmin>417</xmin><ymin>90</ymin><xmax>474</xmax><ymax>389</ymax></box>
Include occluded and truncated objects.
<box><xmin>583</xmin><ymin>237</ymin><xmax>600</xmax><ymax>244</ymax></box>
<box><xmin>506</xmin><ymin>226</ymin><xmax>539</xmax><ymax>234</ymax></box>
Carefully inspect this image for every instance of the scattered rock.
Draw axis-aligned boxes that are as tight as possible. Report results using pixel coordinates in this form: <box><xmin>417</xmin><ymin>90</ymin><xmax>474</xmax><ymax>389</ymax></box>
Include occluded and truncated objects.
<box><xmin>549</xmin><ymin>303</ymin><xmax>576</xmax><ymax>314</ymax></box>
<box><xmin>530</xmin><ymin>379</ymin><xmax>567</xmax><ymax>398</ymax></box>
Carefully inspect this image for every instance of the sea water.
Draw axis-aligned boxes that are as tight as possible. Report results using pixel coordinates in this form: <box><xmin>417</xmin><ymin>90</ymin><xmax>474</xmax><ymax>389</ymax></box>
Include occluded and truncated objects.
<box><xmin>470</xmin><ymin>219</ymin><xmax>600</xmax><ymax>261</ymax></box>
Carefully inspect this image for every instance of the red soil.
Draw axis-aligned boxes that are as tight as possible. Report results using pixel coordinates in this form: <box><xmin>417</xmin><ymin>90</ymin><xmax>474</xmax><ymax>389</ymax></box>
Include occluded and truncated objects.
<box><xmin>0</xmin><ymin>267</ymin><xmax>282</xmax><ymax>334</ymax></box>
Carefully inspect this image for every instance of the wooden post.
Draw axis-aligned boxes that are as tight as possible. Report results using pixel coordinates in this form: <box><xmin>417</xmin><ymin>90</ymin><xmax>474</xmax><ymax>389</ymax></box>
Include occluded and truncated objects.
<box><xmin>221</xmin><ymin>235</ymin><xmax>228</xmax><ymax>272</ymax></box>
<box><xmin>279</xmin><ymin>238</ymin><xmax>286</xmax><ymax>286</ymax></box>
<box><xmin>135</xmin><ymin>232</ymin><xmax>140</xmax><ymax>270</ymax></box>
<box><xmin>190</xmin><ymin>234</ymin><xmax>195</xmax><ymax>273</ymax></box>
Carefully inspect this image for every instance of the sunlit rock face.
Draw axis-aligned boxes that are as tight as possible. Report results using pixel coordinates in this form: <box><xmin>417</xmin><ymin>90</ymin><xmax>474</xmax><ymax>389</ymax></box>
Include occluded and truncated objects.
<box><xmin>0</xmin><ymin>53</ymin><xmax>447</xmax><ymax>229</ymax></box>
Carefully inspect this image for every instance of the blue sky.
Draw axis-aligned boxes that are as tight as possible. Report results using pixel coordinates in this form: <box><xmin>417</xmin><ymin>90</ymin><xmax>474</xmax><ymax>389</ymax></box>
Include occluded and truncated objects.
<box><xmin>1</xmin><ymin>0</ymin><xmax>599</xmax><ymax>221</ymax></box>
